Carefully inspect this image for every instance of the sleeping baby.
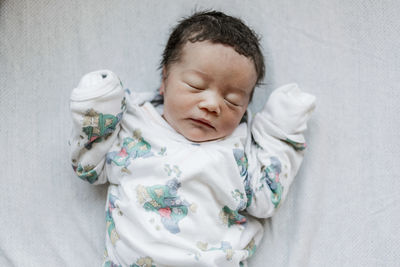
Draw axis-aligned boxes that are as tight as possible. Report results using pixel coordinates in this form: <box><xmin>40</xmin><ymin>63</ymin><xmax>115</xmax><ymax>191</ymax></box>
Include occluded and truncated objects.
<box><xmin>69</xmin><ymin>10</ymin><xmax>316</xmax><ymax>267</ymax></box>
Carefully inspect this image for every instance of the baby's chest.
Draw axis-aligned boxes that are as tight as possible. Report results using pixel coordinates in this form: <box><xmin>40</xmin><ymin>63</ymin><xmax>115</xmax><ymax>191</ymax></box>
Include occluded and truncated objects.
<box><xmin>108</xmin><ymin>130</ymin><xmax>247</xmax><ymax>199</ymax></box>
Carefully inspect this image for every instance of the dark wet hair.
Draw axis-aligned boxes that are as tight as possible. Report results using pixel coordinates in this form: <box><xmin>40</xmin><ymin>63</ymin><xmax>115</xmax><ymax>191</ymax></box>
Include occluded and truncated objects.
<box><xmin>153</xmin><ymin>10</ymin><xmax>265</xmax><ymax>108</ymax></box>
<box><xmin>161</xmin><ymin>10</ymin><xmax>264</xmax><ymax>88</ymax></box>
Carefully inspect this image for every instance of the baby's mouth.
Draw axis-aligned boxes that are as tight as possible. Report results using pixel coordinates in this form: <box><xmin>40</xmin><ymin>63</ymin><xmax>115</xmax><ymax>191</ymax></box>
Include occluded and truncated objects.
<box><xmin>189</xmin><ymin>118</ymin><xmax>215</xmax><ymax>129</ymax></box>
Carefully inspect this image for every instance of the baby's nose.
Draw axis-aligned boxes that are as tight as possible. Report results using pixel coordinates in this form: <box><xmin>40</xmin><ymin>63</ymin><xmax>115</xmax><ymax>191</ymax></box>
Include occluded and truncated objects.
<box><xmin>198</xmin><ymin>94</ymin><xmax>221</xmax><ymax>114</ymax></box>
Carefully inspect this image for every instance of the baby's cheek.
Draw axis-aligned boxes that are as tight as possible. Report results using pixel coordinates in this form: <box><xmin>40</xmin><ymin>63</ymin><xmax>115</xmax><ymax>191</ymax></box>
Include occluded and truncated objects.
<box><xmin>222</xmin><ymin>117</ymin><xmax>241</xmax><ymax>134</ymax></box>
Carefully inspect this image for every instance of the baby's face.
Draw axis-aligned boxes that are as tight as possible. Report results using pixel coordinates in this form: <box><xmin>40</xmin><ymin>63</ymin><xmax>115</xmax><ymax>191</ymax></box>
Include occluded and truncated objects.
<box><xmin>160</xmin><ymin>41</ymin><xmax>257</xmax><ymax>142</ymax></box>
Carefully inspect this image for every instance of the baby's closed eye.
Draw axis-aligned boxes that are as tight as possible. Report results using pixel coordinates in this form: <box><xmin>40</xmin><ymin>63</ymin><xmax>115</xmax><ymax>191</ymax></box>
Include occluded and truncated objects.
<box><xmin>225</xmin><ymin>94</ymin><xmax>243</xmax><ymax>107</ymax></box>
<box><xmin>187</xmin><ymin>83</ymin><xmax>205</xmax><ymax>90</ymax></box>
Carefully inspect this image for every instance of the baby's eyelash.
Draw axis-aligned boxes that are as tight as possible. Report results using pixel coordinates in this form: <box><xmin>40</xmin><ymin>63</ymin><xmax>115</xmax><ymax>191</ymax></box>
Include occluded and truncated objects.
<box><xmin>225</xmin><ymin>99</ymin><xmax>240</xmax><ymax>107</ymax></box>
<box><xmin>187</xmin><ymin>84</ymin><xmax>203</xmax><ymax>90</ymax></box>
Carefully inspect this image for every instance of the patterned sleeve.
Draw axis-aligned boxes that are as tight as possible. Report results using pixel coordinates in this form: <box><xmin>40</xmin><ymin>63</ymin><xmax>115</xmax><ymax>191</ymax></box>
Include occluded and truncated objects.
<box><xmin>69</xmin><ymin>70</ymin><xmax>126</xmax><ymax>185</ymax></box>
<box><xmin>245</xmin><ymin>83</ymin><xmax>316</xmax><ymax>218</ymax></box>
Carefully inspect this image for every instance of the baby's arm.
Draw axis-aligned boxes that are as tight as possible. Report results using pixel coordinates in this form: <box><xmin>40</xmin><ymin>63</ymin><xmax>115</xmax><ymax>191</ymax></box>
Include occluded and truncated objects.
<box><xmin>245</xmin><ymin>84</ymin><xmax>316</xmax><ymax>218</ymax></box>
<box><xmin>69</xmin><ymin>70</ymin><xmax>125</xmax><ymax>185</ymax></box>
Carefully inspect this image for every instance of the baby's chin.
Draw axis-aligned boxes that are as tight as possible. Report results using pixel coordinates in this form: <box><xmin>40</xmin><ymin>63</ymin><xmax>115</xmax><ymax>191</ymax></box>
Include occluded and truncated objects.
<box><xmin>180</xmin><ymin>129</ymin><xmax>229</xmax><ymax>143</ymax></box>
<box><xmin>184</xmin><ymin>135</ymin><xmax>219</xmax><ymax>143</ymax></box>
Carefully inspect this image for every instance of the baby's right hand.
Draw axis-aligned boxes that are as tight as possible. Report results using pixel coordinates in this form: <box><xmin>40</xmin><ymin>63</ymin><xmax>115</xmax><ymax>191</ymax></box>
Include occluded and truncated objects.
<box><xmin>71</xmin><ymin>70</ymin><xmax>122</xmax><ymax>101</ymax></box>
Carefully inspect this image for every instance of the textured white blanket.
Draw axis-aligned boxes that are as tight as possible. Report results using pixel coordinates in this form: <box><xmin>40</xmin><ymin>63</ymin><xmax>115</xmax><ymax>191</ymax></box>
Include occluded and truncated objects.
<box><xmin>1</xmin><ymin>1</ymin><xmax>399</xmax><ymax>266</ymax></box>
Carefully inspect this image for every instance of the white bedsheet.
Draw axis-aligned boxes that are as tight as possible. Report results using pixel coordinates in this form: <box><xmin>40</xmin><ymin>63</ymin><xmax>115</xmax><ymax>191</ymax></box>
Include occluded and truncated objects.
<box><xmin>1</xmin><ymin>0</ymin><xmax>399</xmax><ymax>266</ymax></box>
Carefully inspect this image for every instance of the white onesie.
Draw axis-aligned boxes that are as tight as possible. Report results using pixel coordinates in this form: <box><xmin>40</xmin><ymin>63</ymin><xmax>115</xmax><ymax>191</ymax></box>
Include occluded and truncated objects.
<box><xmin>69</xmin><ymin>70</ymin><xmax>316</xmax><ymax>267</ymax></box>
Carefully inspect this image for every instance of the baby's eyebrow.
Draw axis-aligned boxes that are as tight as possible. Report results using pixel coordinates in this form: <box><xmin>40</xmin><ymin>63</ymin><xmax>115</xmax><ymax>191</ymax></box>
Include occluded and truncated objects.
<box><xmin>185</xmin><ymin>69</ymin><xmax>211</xmax><ymax>81</ymax></box>
<box><xmin>226</xmin><ymin>86</ymin><xmax>249</xmax><ymax>97</ymax></box>
<box><xmin>225</xmin><ymin>83</ymin><xmax>250</xmax><ymax>94</ymax></box>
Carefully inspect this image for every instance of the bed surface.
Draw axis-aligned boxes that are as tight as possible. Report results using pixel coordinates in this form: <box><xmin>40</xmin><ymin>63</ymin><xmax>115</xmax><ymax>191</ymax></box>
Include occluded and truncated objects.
<box><xmin>1</xmin><ymin>1</ymin><xmax>399</xmax><ymax>266</ymax></box>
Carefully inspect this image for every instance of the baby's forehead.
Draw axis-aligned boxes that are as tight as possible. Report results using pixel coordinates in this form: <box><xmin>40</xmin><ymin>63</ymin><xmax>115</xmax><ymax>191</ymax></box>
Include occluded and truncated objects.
<box><xmin>180</xmin><ymin>41</ymin><xmax>242</xmax><ymax>59</ymax></box>
<box><xmin>182</xmin><ymin>42</ymin><xmax>255</xmax><ymax>70</ymax></box>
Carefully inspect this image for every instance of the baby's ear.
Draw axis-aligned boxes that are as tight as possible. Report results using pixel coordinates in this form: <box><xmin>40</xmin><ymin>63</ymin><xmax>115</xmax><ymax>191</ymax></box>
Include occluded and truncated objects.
<box><xmin>159</xmin><ymin>84</ymin><xmax>164</xmax><ymax>95</ymax></box>
<box><xmin>160</xmin><ymin>67</ymin><xmax>167</xmax><ymax>95</ymax></box>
